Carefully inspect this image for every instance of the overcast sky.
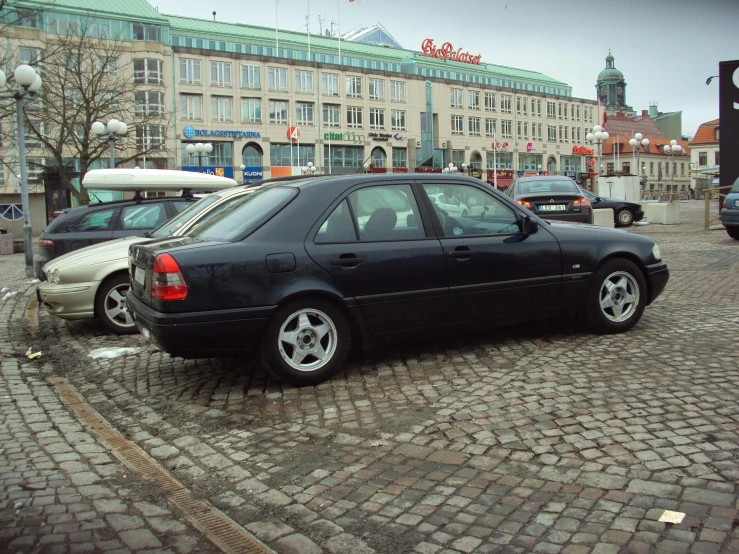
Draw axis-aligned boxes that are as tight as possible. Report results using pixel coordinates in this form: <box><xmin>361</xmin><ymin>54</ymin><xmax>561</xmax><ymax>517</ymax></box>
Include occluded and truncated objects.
<box><xmin>151</xmin><ymin>0</ymin><xmax>738</xmax><ymax>137</ymax></box>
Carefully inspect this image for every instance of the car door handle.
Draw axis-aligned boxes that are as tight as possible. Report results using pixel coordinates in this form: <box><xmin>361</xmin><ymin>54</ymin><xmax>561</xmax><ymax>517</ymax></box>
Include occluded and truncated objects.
<box><xmin>330</xmin><ymin>255</ymin><xmax>365</xmax><ymax>267</ymax></box>
<box><xmin>448</xmin><ymin>247</ymin><xmax>473</xmax><ymax>259</ymax></box>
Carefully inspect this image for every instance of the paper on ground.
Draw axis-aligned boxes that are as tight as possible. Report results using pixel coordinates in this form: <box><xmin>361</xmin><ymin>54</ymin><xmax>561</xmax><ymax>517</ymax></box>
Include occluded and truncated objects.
<box><xmin>658</xmin><ymin>510</ymin><xmax>686</xmax><ymax>524</ymax></box>
<box><xmin>89</xmin><ymin>347</ymin><xmax>140</xmax><ymax>359</ymax></box>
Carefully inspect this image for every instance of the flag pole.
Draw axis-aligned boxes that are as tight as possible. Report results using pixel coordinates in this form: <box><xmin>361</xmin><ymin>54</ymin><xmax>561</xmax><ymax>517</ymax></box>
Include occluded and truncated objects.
<box><xmin>275</xmin><ymin>0</ymin><xmax>280</xmax><ymax>56</ymax></box>
<box><xmin>493</xmin><ymin>143</ymin><xmax>498</xmax><ymax>190</ymax></box>
<box><xmin>307</xmin><ymin>0</ymin><xmax>311</xmax><ymax>59</ymax></box>
<box><xmin>337</xmin><ymin>0</ymin><xmax>341</xmax><ymax>64</ymax></box>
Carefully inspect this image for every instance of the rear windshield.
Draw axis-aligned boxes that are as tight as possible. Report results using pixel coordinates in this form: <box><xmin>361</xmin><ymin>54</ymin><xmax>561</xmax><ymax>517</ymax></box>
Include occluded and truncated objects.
<box><xmin>187</xmin><ymin>186</ymin><xmax>297</xmax><ymax>241</ymax></box>
<box><xmin>151</xmin><ymin>194</ymin><xmax>219</xmax><ymax>238</ymax></box>
<box><xmin>519</xmin><ymin>180</ymin><xmax>579</xmax><ymax>195</ymax></box>
<box><xmin>731</xmin><ymin>177</ymin><xmax>739</xmax><ymax>193</ymax></box>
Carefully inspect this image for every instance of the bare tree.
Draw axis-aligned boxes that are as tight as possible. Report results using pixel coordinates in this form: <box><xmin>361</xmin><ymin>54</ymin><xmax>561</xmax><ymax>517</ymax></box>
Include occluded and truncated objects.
<box><xmin>18</xmin><ymin>19</ymin><xmax>173</xmax><ymax>204</ymax></box>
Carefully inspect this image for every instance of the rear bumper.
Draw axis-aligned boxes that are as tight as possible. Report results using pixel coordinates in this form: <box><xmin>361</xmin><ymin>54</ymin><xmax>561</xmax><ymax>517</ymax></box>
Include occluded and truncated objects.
<box><xmin>645</xmin><ymin>262</ymin><xmax>669</xmax><ymax>304</ymax></box>
<box><xmin>537</xmin><ymin>211</ymin><xmax>593</xmax><ymax>224</ymax></box>
<box><xmin>720</xmin><ymin>208</ymin><xmax>739</xmax><ymax>226</ymax></box>
<box><xmin>126</xmin><ymin>292</ymin><xmax>275</xmax><ymax>358</ymax></box>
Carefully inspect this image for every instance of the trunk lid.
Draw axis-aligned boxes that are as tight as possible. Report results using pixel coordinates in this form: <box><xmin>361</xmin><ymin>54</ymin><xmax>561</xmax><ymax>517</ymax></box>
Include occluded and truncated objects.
<box><xmin>519</xmin><ymin>193</ymin><xmax>586</xmax><ymax>216</ymax></box>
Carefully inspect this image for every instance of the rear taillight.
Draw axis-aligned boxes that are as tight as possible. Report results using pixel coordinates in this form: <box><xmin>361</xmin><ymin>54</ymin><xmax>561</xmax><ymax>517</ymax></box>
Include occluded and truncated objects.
<box><xmin>724</xmin><ymin>199</ymin><xmax>728</xmax><ymax>209</ymax></box>
<box><xmin>39</xmin><ymin>239</ymin><xmax>54</xmax><ymax>248</ymax></box>
<box><xmin>516</xmin><ymin>200</ymin><xmax>532</xmax><ymax>208</ymax></box>
<box><xmin>573</xmin><ymin>197</ymin><xmax>591</xmax><ymax>208</ymax></box>
<box><xmin>151</xmin><ymin>253</ymin><xmax>188</xmax><ymax>301</ymax></box>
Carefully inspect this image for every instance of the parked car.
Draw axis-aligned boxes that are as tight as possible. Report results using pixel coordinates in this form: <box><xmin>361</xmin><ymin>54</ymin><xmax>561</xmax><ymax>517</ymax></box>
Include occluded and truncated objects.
<box><xmin>429</xmin><ymin>191</ymin><xmax>470</xmax><ymax>217</ymax></box>
<box><xmin>127</xmin><ymin>174</ymin><xmax>669</xmax><ymax>387</ymax></box>
<box><xmin>579</xmin><ymin>188</ymin><xmax>644</xmax><ymax>227</ymax></box>
<box><xmin>720</xmin><ymin>176</ymin><xmax>739</xmax><ymax>240</ymax></box>
<box><xmin>34</xmin><ymin>169</ymin><xmax>238</xmax><ymax>278</ymax></box>
<box><xmin>36</xmin><ymin>170</ymin><xmax>247</xmax><ymax>334</ymax></box>
<box><xmin>505</xmin><ymin>176</ymin><xmax>594</xmax><ymax>224</ymax></box>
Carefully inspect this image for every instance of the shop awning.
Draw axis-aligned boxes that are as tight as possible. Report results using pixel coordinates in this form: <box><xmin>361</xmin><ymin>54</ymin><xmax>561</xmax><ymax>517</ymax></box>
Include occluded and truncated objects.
<box><xmin>487</xmin><ymin>178</ymin><xmax>513</xmax><ymax>188</ymax></box>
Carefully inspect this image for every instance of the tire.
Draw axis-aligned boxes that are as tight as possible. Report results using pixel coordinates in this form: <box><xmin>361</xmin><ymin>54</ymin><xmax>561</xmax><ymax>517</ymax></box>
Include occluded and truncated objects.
<box><xmin>461</xmin><ymin>210</ymin><xmax>469</xmax><ymax>218</ymax></box>
<box><xmin>95</xmin><ymin>273</ymin><xmax>138</xmax><ymax>335</ymax></box>
<box><xmin>259</xmin><ymin>297</ymin><xmax>351</xmax><ymax>386</ymax></box>
<box><xmin>616</xmin><ymin>208</ymin><xmax>634</xmax><ymax>227</ymax></box>
<box><xmin>727</xmin><ymin>226</ymin><xmax>739</xmax><ymax>240</ymax></box>
<box><xmin>586</xmin><ymin>258</ymin><xmax>647</xmax><ymax>334</ymax></box>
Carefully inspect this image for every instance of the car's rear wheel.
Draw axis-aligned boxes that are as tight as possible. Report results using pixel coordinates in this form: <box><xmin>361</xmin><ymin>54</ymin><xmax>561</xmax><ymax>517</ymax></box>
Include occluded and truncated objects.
<box><xmin>726</xmin><ymin>226</ymin><xmax>739</xmax><ymax>240</ymax></box>
<box><xmin>616</xmin><ymin>208</ymin><xmax>634</xmax><ymax>227</ymax></box>
<box><xmin>260</xmin><ymin>297</ymin><xmax>350</xmax><ymax>386</ymax></box>
<box><xmin>95</xmin><ymin>273</ymin><xmax>137</xmax><ymax>335</ymax></box>
<box><xmin>586</xmin><ymin>259</ymin><xmax>647</xmax><ymax>334</ymax></box>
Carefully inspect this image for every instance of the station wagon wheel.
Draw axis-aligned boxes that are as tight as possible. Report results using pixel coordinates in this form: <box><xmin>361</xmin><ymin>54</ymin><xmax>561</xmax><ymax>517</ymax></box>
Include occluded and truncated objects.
<box><xmin>616</xmin><ymin>208</ymin><xmax>634</xmax><ymax>227</ymax></box>
<box><xmin>260</xmin><ymin>297</ymin><xmax>351</xmax><ymax>386</ymax></box>
<box><xmin>95</xmin><ymin>273</ymin><xmax>138</xmax><ymax>335</ymax></box>
<box><xmin>586</xmin><ymin>259</ymin><xmax>647</xmax><ymax>334</ymax></box>
<box><xmin>727</xmin><ymin>226</ymin><xmax>739</xmax><ymax>240</ymax></box>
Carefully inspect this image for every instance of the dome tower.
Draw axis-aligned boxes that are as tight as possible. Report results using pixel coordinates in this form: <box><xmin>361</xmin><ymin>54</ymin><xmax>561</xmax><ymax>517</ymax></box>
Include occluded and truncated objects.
<box><xmin>595</xmin><ymin>50</ymin><xmax>635</xmax><ymax>117</ymax></box>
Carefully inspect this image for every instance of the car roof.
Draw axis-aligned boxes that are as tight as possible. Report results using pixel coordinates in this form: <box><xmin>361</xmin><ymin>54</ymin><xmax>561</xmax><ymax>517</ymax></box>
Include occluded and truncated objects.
<box><xmin>516</xmin><ymin>175</ymin><xmax>575</xmax><ymax>182</ymax></box>
<box><xmin>282</xmin><ymin>173</ymin><xmax>486</xmax><ymax>189</ymax></box>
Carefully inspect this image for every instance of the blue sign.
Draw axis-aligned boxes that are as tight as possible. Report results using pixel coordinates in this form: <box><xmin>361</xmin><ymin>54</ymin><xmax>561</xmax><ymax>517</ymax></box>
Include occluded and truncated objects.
<box><xmin>242</xmin><ymin>167</ymin><xmax>263</xmax><ymax>183</ymax></box>
<box><xmin>181</xmin><ymin>166</ymin><xmax>235</xmax><ymax>179</ymax></box>
<box><xmin>181</xmin><ymin>127</ymin><xmax>261</xmax><ymax>140</ymax></box>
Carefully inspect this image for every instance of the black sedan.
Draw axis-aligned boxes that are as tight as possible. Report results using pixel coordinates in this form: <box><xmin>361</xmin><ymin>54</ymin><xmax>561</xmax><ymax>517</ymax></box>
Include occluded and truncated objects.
<box><xmin>127</xmin><ymin>174</ymin><xmax>669</xmax><ymax>387</ymax></box>
<box><xmin>580</xmin><ymin>188</ymin><xmax>644</xmax><ymax>227</ymax></box>
<box><xmin>505</xmin><ymin>176</ymin><xmax>593</xmax><ymax>224</ymax></box>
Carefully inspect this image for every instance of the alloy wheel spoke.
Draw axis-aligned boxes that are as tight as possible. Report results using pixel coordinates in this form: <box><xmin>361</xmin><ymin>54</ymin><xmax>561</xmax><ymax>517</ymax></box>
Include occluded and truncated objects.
<box><xmin>312</xmin><ymin>343</ymin><xmax>328</xmax><ymax>362</ymax></box>
<box><xmin>109</xmin><ymin>289</ymin><xmax>127</xmax><ymax>303</ymax></box>
<box><xmin>611</xmin><ymin>302</ymin><xmax>624</xmax><ymax>320</ymax></box>
<box><xmin>603</xmin><ymin>280</ymin><xmax>616</xmax><ymax>294</ymax></box>
<box><xmin>614</xmin><ymin>276</ymin><xmax>629</xmax><ymax>291</ymax></box>
<box><xmin>313</xmin><ymin>323</ymin><xmax>330</xmax><ymax>340</ymax></box>
<box><xmin>291</xmin><ymin>348</ymin><xmax>308</xmax><ymax>366</ymax></box>
<box><xmin>297</xmin><ymin>313</ymin><xmax>311</xmax><ymax>329</ymax></box>
<box><xmin>280</xmin><ymin>330</ymin><xmax>300</xmax><ymax>348</ymax></box>
<box><xmin>624</xmin><ymin>292</ymin><xmax>636</xmax><ymax>305</ymax></box>
<box><xmin>122</xmin><ymin>310</ymin><xmax>134</xmax><ymax>326</ymax></box>
<box><xmin>107</xmin><ymin>305</ymin><xmax>125</xmax><ymax>319</ymax></box>
<box><xmin>600</xmin><ymin>296</ymin><xmax>614</xmax><ymax>310</ymax></box>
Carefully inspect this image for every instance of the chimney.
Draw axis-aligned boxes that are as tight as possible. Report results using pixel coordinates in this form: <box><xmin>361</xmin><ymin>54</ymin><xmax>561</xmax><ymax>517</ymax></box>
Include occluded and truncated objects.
<box><xmin>649</xmin><ymin>101</ymin><xmax>658</xmax><ymax>118</ymax></box>
<box><xmin>642</xmin><ymin>110</ymin><xmax>649</xmax><ymax>117</ymax></box>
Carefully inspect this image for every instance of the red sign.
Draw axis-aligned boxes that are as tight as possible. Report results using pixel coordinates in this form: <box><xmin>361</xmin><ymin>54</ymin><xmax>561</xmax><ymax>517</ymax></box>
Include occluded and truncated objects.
<box><xmin>392</xmin><ymin>167</ymin><xmax>409</xmax><ymax>173</ymax></box>
<box><xmin>491</xmin><ymin>140</ymin><xmax>508</xmax><ymax>150</ymax></box>
<box><xmin>573</xmin><ymin>145</ymin><xmax>594</xmax><ymax>155</ymax></box>
<box><xmin>420</xmin><ymin>39</ymin><xmax>482</xmax><ymax>65</ymax></box>
<box><xmin>287</xmin><ymin>126</ymin><xmax>300</xmax><ymax>143</ymax></box>
<box><xmin>486</xmin><ymin>169</ymin><xmax>513</xmax><ymax>179</ymax></box>
<box><xmin>414</xmin><ymin>167</ymin><xmax>443</xmax><ymax>173</ymax></box>
<box><xmin>588</xmin><ymin>158</ymin><xmax>596</xmax><ymax>169</ymax></box>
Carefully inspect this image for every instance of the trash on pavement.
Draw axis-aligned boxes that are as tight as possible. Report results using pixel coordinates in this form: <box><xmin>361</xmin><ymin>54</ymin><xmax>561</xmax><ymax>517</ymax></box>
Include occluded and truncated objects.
<box><xmin>658</xmin><ymin>510</ymin><xmax>686</xmax><ymax>524</ymax></box>
<box><xmin>88</xmin><ymin>347</ymin><xmax>140</xmax><ymax>359</ymax></box>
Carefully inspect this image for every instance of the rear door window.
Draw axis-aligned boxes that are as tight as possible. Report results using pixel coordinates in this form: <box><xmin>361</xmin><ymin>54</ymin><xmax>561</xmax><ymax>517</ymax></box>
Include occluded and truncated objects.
<box><xmin>348</xmin><ymin>185</ymin><xmax>425</xmax><ymax>241</ymax></box>
<box><xmin>73</xmin><ymin>208</ymin><xmax>118</xmax><ymax>232</ymax></box>
<box><xmin>119</xmin><ymin>204</ymin><xmax>167</xmax><ymax>230</ymax></box>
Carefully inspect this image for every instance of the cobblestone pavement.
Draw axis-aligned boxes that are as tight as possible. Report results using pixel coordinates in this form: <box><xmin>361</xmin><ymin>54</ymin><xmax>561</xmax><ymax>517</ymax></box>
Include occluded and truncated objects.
<box><xmin>2</xmin><ymin>200</ymin><xmax>739</xmax><ymax>553</ymax></box>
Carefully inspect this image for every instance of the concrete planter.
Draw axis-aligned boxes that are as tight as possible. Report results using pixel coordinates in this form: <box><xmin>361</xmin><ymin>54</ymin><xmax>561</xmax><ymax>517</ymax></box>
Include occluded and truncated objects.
<box><xmin>643</xmin><ymin>201</ymin><xmax>680</xmax><ymax>224</ymax></box>
<box><xmin>593</xmin><ymin>208</ymin><xmax>614</xmax><ymax>228</ymax></box>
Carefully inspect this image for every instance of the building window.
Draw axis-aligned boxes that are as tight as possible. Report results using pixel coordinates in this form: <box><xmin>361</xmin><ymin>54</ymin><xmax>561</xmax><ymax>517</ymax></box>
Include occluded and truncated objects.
<box><xmin>564</xmin><ymin>104</ymin><xmax>568</xmax><ymax>119</ymax></box>
<box><xmin>577</xmin><ymin>127</ymin><xmax>581</xmax><ymax>142</ymax></box>
<box><xmin>294</xmin><ymin>70</ymin><xmax>313</xmax><ymax>94</ymax></box>
<box><xmin>547</xmin><ymin>125</ymin><xmax>556</xmax><ymax>142</ymax></box>
<box><xmin>485</xmin><ymin>118</ymin><xmax>497</xmax><ymax>137</ymax></box>
<box><xmin>269</xmin><ymin>100</ymin><xmax>288</xmax><ymax>125</ymax></box>
<box><xmin>547</xmin><ymin>101</ymin><xmax>556</xmax><ymax>119</ymax></box>
<box><xmin>523</xmin><ymin>98</ymin><xmax>528</xmax><ymax>116</ymax></box>
<box><xmin>517</xmin><ymin>121</ymin><xmax>522</xmax><ymax>140</ymax></box>
<box><xmin>369</xmin><ymin>108</ymin><xmax>385</xmax><ymax>130</ymax></box>
<box><xmin>16</xmin><ymin>9</ymin><xmax>40</xmax><ymax>28</ymax></box>
<box><xmin>133</xmin><ymin>24</ymin><xmax>158</xmax><ymax>41</ymax></box>
<box><xmin>715</xmin><ymin>151</ymin><xmax>720</xmax><ymax>165</ymax></box>
<box><xmin>501</xmin><ymin>120</ymin><xmax>512</xmax><ymax>138</ymax></box>
<box><xmin>347</xmin><ymin>106</ymin><xmax>363</xmax><ymax>128</ymax></box>
<box><xmin>607</xmin><ymin>163</ymin><xmax>615</xmax><ymax>173</ymax></box>
<box><xmin>136</xmin><ymin>125</ymin><xmax>164</xmax><ymax>150</ymax></box>
<box><xmin>392</xmin><ymin>148</ymin><xmax>407</xmax><ymax>168</ymax></box>
<box><xmin>698</xmin><ymin>152</ymin><xmax>707</xmax><ymax>165</ymax></box>
<box><xmin>133</xmin><ymin>59</ymin><xmax>162</xmax><ymax>84</ymax></box>
<box><xmin>450</xmin><ymin>88</ymin><xmax>463</xmax><ymax>109</ymax></box>
<box><xmin>623</xmin><ymin>162</ymin><xmax>631</xmax><ymax>173</ymax></box>
<box><xmin>681</xmin><ymin>163</ymin><xmax>685</xmax><ymax>177</ymax></box>
<box><xmin>19</xmin><ymin>48</ymin><xmax>41</xmax><ymax>66</ymax></box>
<box><xmin>523</xmin><ymin>122</ymin><xmax>528</xmax><ymax>140</ymax></box>
<box><xmin>241</xmin><ymin>64</ymin><xmax>261</xmax><ymax>89</ymax></box>
<box><xmin>179</xmin><ymin>59</ymin><xmax>200</xmax><ymax>84</ymax></box>
<box><xmin>323</xmin><ymin>104</ymin><xmax>340</xmax><ymax>127</ymax></box>
<box><xmin>452</xmin><ymin>115</ymin><xmax>464</xmax><ymax>135</ymax></box>
<box><xmin>487</xmin><ymin>152</ymin><xmax>512</xmax><ymax>169</ymax></box>
<box><xmin>296</xmin><ymin>102</ymin><xmax>314</xmax><ymax>125</ymax></box>
<box><xmin>346</xmin><ymin>76</ymin><xmax>362</xmax><ymax>98</ymax></box>
<box><xmin>468</xmin><ymin>90</ymin><xmax>480</xmax><ymax>110</ymax></box>
<box><xmin>270</xmin><ymin>144</ymin><xmax>314</xmax><ymax>166</ymax></box>
<box><xmin>268</xmin><ymin>67</ymin><xmax>287</xmax><ymax>91</ymax></box>
<box><xmin>390</xmin><ymin>80</ymin><xmax>406</xmax><ymax>103</ymax></box>
<box><xmin>538</xmin><ymin>124</ymin><xmax>543</xmax><ymax>141</ymax></box>
<box><xmin>469</xmin><ymin>116</ymin><xmax>481</xmax><ymax>136</ymax></box>
<box><xmin>135</xmin><ymin>91</ymin><xmax>163</xmax><ymax>116</ymax></box>
<box><xmin>564</xmin><ymin>127</ymin><xmax>569</xmax><ymax>142</ymax></box>
<box><xmin>211</xmin><ymin>96</ymin><xmax>233</xmax><ymax>122</ymax></box>
<box><xmin>714</xmin><ymin>128</ymin><xmax>719</xmax><ymax>141</ymax></box>
<box><xmin>322</xmin><ymin>73</ymin><xmax>339</xmax><ymax>96</ymax></box>
<box><xmin>369</xmin><ymin>78</ymin><xmax>385</xmax><ymax>101</ymax></box>
<box><xmin>210</xmin><ymin>62</ymin><xmax>232</xmax><ymax>87</ymax></box>
<box><xmin>519</xmin><ymin>154</ymin><xmax>541</xmax><ymax>171</ymax></box>
<box><xmin>241</xmin><ymin>98</ymin><xmax>261</xmax><ymax>123</ymax></box>
<box><xmin>391</xmin><ymin>110</ymin><xmax>406</xmax><ymax>131</ymax></box>
<box><xmin>485</xmin><ymin>92</ymin><xmax>496</xmax><ymax>112</ymax></box>
<box><xmin>501</xmin><ymin>95</ymin><xmax>512</xmax><ymax>114</ymax></box>
<box><xmin>576</xmin><ymin>105</ymin><xmax>581</xmax><ymax>121</ymax></box>
<box><xmin>537</xmin><ymin>100</ymin><xmax>542</xmax><ymax>117</ymax></box>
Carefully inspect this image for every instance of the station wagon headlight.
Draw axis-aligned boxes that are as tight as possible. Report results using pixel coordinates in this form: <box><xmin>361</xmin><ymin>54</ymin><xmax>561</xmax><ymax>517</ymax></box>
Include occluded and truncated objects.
<box><xmin>49</xmin><ymin>269</ymin><xmax>61</xmax><ymax>284</ymax></box>
<box><xmin>652</xmin><ymin>244</ymin><xmax>661</xmax><ymax>262</ymax></box>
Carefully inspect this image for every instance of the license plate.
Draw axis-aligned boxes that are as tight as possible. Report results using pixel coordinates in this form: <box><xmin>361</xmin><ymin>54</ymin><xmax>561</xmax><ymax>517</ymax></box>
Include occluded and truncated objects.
<box><xmin>133</xmin><ymin>265</ymin><xmax>146</xmax><ymax>286</ymax></box>
<box><xmin>734</xmin><ymin>199</ymin><xmax>739</xmax><ymax>208</ymax></box>
<box><xmin>539</xmin><ymin>205</ymin><xmax>566</xmax><ymax>211</ymax></box>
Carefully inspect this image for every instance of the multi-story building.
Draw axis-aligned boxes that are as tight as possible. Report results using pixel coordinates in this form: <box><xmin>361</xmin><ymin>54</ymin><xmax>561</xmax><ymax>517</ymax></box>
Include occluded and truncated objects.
<box><xmin>689</xmin><ymin>118</ymin><xmax>720</xmax><ymax>197</ymax></box>
<box><xmin>1</xmin><ymin>0</ymin><xmax>601</xmax><ymax>210</ymax></box>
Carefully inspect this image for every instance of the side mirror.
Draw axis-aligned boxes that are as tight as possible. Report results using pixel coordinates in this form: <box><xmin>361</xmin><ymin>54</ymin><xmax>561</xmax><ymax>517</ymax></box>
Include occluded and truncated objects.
<box><xmin>521</xmin><ymin>216</ymin><xmax>539</xmax><ymax>236</ymax></box>
<box><xmin>595</xmin><ymin>196</ymin><xmax>603</xmax><ymax>202</ymax></box>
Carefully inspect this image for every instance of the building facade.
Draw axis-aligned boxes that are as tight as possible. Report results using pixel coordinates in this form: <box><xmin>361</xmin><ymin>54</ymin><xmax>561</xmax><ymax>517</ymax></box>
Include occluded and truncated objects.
<box><xmin>1</xmin><ymin>0</ymin><xmax>602</xmax><ymax>204</ymax></box>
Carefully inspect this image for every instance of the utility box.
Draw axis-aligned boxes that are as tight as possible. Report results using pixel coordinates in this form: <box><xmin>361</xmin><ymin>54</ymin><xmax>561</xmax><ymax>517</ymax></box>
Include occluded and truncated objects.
<box><xmin>0</xmin><ymin>230</ymin><xmax>13</xmax><ymax>255</ymax></box>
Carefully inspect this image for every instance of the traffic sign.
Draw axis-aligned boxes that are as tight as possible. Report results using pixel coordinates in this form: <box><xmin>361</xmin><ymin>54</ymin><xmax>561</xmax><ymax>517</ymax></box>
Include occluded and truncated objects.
<box><xmin>287</xmin><ymin>126</ymin><xmax>301</xmax><ymax>142</ymax></box>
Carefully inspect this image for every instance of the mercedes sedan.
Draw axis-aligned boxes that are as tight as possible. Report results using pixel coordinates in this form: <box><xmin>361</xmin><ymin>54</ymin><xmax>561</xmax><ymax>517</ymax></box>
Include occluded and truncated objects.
<box><xmin>127</xmin><ymin>174</ymin><xmax>669</xmax><ymax>387</ymax></box>
<box><xmin>506</xmin><ymin>176</ymin><xmax>594</xmax><ymax>224</ymax></box>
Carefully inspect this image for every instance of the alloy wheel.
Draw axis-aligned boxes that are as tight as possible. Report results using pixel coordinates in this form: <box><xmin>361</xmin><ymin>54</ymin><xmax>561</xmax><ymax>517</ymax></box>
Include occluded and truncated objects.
<box><xmin>104</xmin><ymin>284</ymin><xmax>134</xmax><ymax>329</ymax></box>
<box><xmin>599</xmin><ymin>271</ymin><xmax>639</xmax><ymax>322</ymax></box>
<box><xmin>278</xmin><ymin>308</ymin><xmax>337</xmax><ymax>372</ymax></box>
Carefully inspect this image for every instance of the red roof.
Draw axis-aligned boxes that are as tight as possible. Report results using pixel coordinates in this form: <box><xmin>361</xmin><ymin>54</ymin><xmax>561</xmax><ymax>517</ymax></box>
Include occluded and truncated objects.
<box><xmin>689</xmin><ymin>119</ymin><xmax>719</xmax><ymax>145</ymax></box>
<box><xmin>602</xmin><ymin>136</ymin><xmax>690</xmax><ymax>157</ymax></box>
<box><xmin>603</xmin><ymin>113</ymin><xmax>662</xmax><ymax>138</ymax></box>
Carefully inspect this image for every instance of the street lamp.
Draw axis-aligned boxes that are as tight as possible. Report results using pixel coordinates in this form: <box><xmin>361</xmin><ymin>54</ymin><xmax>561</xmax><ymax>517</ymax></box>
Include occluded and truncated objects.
<box><xmin>663</xmin><ymin>139</ymin><xmax>683</xmax><ymax>202</ymax></box>
<box><xmin>239</xmin><ymin>164</ymin><xmax>246</xmax><ymax>184</ymax></box>
<box><xmin>307</xmin><ymin>161</ymin><xmax>316</xmax><ymax>174</ymax></box>
<box><xmin>462</xmin><ymin>162</ymin><xmax>468</xmax><ymax>175</ymax></box>
<box><xmin>537</xmin><ymin>164</ymin><xmax>542</xmax><ymax>176</ymax></box>
<box><xmin>586</xmin><ymin>125</ymin><xmax>609</xmax><ymax>177</ymax></box>
<box><xmin>91</xmin><ymin>119</ymin><xmax>128</xmax><ymax>169</ymax></box>
<box><xmin>363</xmin><ymin>162</ymin><xmax>370</xmax><ymax>174</ymax></box>
<box><xmin>628</xmin><ymin>133</ymin><xmax>649</xmax><ymax>181</ymax></box>
<box><xmin>0</xmin><ymin>64</ymin><xmax>42</xmax><ymax>277</ymax></box>
<box><xmin>185</xmin><ymin>142</ymin><xmax>213</xmax><ymax>172</ymax></box>
<box><xmin>705</xmin><ymin>75</ymin><xmax>719</xmax><ymax>86</ymax></box>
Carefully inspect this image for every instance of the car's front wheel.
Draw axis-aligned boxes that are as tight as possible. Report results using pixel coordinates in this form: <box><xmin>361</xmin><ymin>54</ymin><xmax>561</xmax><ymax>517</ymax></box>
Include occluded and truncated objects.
<box><xmin>616</xmin><ymin>208</ymin><xmax>634</xmax><ymax>227</ymax></box>
<box><xmin>260</xmin><ymin>297</ymin><xmax>351</xmax><ymax>386</ymax></box>
<box><xmin>586</xmin><ymin>259</ymin><xmax>647</xmax><ymax>333</ymax></box>
<box><xmin>726</xmin><ymin>226</ymin><xmax>739</xmax><ymax>240</ymax></box>
<box><xmin>95</xmin><ymin>273</ymin><xmax>137</xmax><ymax>335</ymax></box>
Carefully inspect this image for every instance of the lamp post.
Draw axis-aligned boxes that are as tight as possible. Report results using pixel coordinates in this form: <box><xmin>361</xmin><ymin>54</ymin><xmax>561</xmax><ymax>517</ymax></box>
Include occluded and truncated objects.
<box><xmin>628</xmin><ymin>133</ymin><xmax>649</xmax><ymax>181</ymax></box>
<box><xmin>239</xmin><ymin>164</ymin><xmax>246</xmax><ymax>184</ymax></box>
<box><xmin>462</xmin><ymin>162</ymin><xmax>468</xmax><ymax>175</ymax></box>
<box><xmin>537</xmin><ymin>164</ymin><xmax>542</xmax><ymax>176</ymax></box>
<box><xmin>663</xmin><ymin>140</ymin><xmax>683</xmax><ymax>202</ymax></box>
<box><xmin>91</xmin><ymin>119</ymin><xmax>128</xmax><ymax>169</ymax></box>
<box><xmin>363</xmin><ymin>162</ymin><xmax>370</xmax><ymax>174</ymax></box>
<box><xmin>185</xmin><ymin>142</ymin><xmax>213</xmax><ymax>172</ymax></box>
<box><xmin>0</xmin><ymin>64</ymin><xmax>42</xmax><ymax>277</ymax></box>
<box><xmin>586</xmin><ymin>125</ymin><xmax>609</xmax><ymax>177</ymax></box>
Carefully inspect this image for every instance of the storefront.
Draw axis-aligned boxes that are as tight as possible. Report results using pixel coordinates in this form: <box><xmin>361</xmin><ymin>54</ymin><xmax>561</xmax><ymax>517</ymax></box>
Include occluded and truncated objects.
<box><xmin>181</xmin><ymin>140</ymin><xmax>234</xmax><ymax>178</ymax></box>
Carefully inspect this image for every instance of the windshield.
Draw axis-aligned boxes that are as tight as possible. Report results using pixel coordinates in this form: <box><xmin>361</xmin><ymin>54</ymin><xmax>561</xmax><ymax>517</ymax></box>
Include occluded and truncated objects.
<box><xmin>188</xmin><ymin>186</ymin><xmax>297</xmax><ymax>241</ymax></box>
<box><xmin>150</xmin><ymin>194</ymin><xmax>220</xmax><ymax>238</ymax></box>
<box><xmin>581</xmin><ymin>189</ymin><xmax>597</xmax><ymax>200</ymax></box>
<box><xmin>519</xmin><ymin>180</ymin><xmax>579</xmax><ymax>195</ymax></box>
